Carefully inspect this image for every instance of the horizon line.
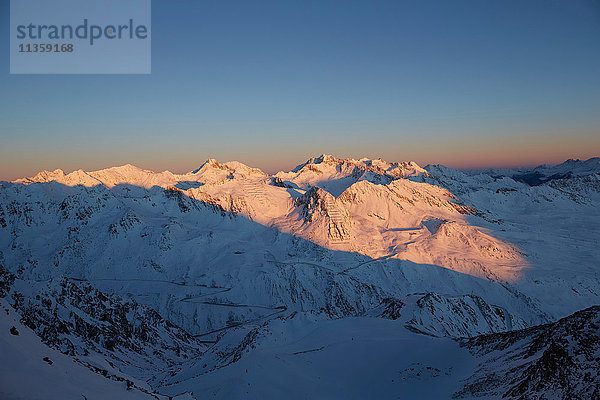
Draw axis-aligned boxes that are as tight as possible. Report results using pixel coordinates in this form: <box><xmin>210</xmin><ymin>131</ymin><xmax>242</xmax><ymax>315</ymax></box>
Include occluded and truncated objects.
<box><xmin>3</xmin><ymin>154</ymin><xmax>599</xmax><ymax>182</ymax></box>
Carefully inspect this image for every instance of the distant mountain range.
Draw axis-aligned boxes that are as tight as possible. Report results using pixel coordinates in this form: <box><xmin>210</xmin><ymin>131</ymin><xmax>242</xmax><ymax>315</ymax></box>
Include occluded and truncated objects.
<box><xmin>1</xmin><ymin>155</ymin><xmax>599</xmax><ymax>399</ymax></box>
<box><xmin>466</xmin><ymin>157</ymin><xmax>600</xmax><ymax>185</ymax></box>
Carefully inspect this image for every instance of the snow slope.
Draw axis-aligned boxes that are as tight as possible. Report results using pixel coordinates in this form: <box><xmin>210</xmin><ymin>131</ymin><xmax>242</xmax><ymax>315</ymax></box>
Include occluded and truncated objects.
<box><xmin>159</xmin><ymin>304</ymin><xmax>600</xmax><ymax>399</ymax></box>
<box><xmin>0</xmin><ymin>298</ymin><xmax>155</xmax><ymax>400</ymax></box>
<box><xmin>1</xmin><ymin>154</ymin><xmax>599</xmax><ymax>398</ymax></box>
<box><xmin>158</xmin><ymin>314</ymin><xmax>476</xmax><ymax>400</ymax></box>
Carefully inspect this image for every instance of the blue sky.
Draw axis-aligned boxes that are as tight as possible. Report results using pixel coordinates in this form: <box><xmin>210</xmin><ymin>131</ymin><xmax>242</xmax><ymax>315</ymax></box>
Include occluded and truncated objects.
<box><xmin>1</xmin><ymin>0</ymin><xmax>599</xmax><ymax>179</ymax></box>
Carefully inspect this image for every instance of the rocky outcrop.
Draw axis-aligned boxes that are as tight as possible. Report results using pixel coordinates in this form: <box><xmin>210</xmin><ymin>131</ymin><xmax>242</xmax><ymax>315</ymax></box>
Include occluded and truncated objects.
<box><xmin>456</xmin><ymin>306</ymin><xmax>600</xmax><ymax>399</ymax></box>
<box><xmin>0</xmin><ymin>265</ymin><xmax>204</xmax><ymax>384</ymax></box>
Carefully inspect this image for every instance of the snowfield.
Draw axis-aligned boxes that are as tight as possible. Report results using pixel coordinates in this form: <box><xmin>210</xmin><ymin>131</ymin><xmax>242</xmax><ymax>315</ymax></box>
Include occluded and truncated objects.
<box><xmin>1</xmin><ymin>155</ymin><xmax>599</xmax><ymax>398</ymax></box>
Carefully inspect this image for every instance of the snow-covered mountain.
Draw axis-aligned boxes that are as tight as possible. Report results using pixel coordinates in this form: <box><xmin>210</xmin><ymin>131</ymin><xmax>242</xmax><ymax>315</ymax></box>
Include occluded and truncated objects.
<box><xmin>467</xmin><ymin>157</ymin><xmax>600</xmax><ymax>186</ymax></box>
<box><xmin>457</xmin><ymin>305</ymin><xmax>600</xmax><ymax>399</ymax></box>
<box><xmin>1</xmin><ymin>155</ymin><xmax>599</xmax><ymax>398</ymax></box>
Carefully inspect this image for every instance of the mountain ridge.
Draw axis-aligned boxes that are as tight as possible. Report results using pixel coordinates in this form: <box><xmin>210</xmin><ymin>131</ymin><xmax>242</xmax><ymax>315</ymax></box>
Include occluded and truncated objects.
<box><xmin>1</xmin><ymin>154</ymin><xmax>599</xmax><ymax>398</ymax></box>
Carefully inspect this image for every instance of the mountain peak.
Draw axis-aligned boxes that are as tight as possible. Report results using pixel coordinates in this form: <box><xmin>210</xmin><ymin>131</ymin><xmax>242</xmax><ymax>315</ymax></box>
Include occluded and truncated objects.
<box><xmin>191</xmin><ymin>158</ymin><xmax>229</xmax><ymax>174</ymax></box>
<box><xmin>98</xmin><ymin>164</ymin><xmax>147</xmax><ymax>173</ymax></box>
<box><xmin>13</xmin><ymin>168</ymin><xmax>66</xmax><ymax>185</ymax></box>
<box><xmin>314</xmin><ymin>154</ymin><xmax>339</xmax><ymax>163</ymax></box>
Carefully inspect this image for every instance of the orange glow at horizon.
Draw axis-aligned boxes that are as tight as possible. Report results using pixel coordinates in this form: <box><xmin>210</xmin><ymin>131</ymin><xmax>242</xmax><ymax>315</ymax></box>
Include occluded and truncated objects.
<box><xmin>1</xmin><ymin>134</ymin><xmax>598</xmax><ymax>181</ymax></box>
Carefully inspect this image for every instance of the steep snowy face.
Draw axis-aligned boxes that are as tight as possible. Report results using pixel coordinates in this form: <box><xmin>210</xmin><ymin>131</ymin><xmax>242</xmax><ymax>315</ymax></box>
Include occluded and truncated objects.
<box><xmin>289</xmin><ymin>186</ymin><xmax>353</xmax><ymax>244</ymax></box>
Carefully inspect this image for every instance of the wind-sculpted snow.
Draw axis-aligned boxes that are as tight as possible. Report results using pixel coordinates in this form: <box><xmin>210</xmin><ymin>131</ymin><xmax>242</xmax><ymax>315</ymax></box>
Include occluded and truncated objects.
<box><xmin>1</xmin><ymin>155</ymin><xmax>599</xmax><ymax>398</ymax></box>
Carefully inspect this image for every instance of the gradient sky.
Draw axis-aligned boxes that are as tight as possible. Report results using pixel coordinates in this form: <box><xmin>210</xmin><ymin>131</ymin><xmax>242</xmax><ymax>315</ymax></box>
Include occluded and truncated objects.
<box><xmin>1</xmin><ymin>0</ymin><xmax>599</xmax><ymax>180</ymax></box>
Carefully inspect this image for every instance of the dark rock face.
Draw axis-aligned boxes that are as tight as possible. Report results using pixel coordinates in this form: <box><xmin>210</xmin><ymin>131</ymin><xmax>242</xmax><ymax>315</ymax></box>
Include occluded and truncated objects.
<box><xmin>0</xmin><ymin>265</ymin><xmax>204</xmax><ymax>383</ymax></box>
<box><xmin>270</xmin><ymin>177</ymin><xmax>295</xmax><ymax>188</ymax></box>
<box><xmin>456</xmin><ymin>306</ymin><xmax>600</xmax><ymax>399</ymax></box>
<box><xmin>378</xmin><ymin>298</ymin><xmax>404</xmax><ymax>320</ymax></box>
<box><xmin>0</xmin><ymin>266</ymin><xmax>16</xmax><ymax>297</ymax></box>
